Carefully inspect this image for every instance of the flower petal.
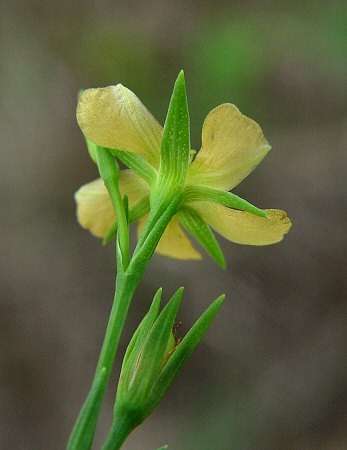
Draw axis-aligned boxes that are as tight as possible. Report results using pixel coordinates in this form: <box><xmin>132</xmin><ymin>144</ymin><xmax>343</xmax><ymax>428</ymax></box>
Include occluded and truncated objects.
<box><xmin>75</xmin><ymin>170</ymin><xmax>149</xmax><ymax>238</ymax></box>
<box><xmin>187</xmin><ymin>104</ymin><xmax>271</xmax><ymax>191</ymax></box>
<box><xmin>192</xmin><ymin>202</ymin><xmax>291</xmax><ymax>245</ymax></box>
<box><xmin>137</xmin><ymin>217</ymin><xmax>202</xmax><ymax>260</ymax></box>
<box><xmin>75</xmin><ymin>178</ymin><xmax>114</xmax><ymax>238</ymax></box>
<box><xmin>77</xmin><ymin>85</ymin><xmax>162</xmax><ymax>167</ymax></box>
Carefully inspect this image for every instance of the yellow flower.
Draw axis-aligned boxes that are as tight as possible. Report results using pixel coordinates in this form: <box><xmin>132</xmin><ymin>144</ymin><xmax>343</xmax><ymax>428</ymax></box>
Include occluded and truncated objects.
<box><xmin>75</xmin><ymin>83</ymin><xmax>291</xmax><ymax>265</ymax></box>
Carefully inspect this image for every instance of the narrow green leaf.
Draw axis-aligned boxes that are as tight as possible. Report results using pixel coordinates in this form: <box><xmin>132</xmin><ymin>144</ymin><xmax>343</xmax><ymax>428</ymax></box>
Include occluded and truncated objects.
<box><xmin>147</xmin><ymin>294</ymin><xmax>225</xmax><ymax>411</ymax></box>
<box><xmin>184</xmin><ymin>185</ymin><xmax>268</xmax><ymax>218</ymax></box>
<box><xmin>95</xmin><ymin>147</ymin><xmax>120</xmax><ymax>197</ymax></box>
<box><xmin>67</xmin><ymin>367</ymin><xmax>107</xmax><ymax>450</ymax></box>
<box><xmin>177</xmin><ymin>207</ymin><xmax>226</xmax><ymax>269</ymax></box>
<box><xmin>112</xmin><ymin>149</ymin><xmax>157</xmax><ymax>185</ymax></box>
<box><xmin>157</xmin><ymin>71</ymin><xmax>190</xmax><ymax>194</ymax></box>
<box><xmin>128</xmin><ymin>288</ymin><xmax>184</xmax><ymax>401</ymax></box>
<box><xmin>96</xmin><ymin>147</ymin><xmax>130</xmax><ymax>268</ymax></box>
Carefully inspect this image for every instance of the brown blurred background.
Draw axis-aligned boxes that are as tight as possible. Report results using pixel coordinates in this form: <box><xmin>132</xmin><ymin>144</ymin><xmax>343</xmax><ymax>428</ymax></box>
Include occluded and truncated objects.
<box><xmin>1</xmin><ymin>1</ymin><xmax>347</xmax><ymax>449</ymax></box>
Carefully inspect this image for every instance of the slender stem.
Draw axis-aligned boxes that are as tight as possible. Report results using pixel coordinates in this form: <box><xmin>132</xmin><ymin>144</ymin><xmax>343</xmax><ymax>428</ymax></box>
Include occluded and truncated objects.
<box><xmin>67</xmin><ymin>195</ymin><xmax>181</xmax><ymax>450</ymax></box>
<box><xmin>67</xmin><ymin>273</ymin><xmax>135</xmax><ymax>450</ymax></box>
<box><xmin>94</xmin><ymin>276</ymin><xmax>134</xmax><ymax>376</ymax></box>
<box><xmin>101</xmin><ymin>416</ymin><xmax>133</xmax><ymax>450</ymax></box>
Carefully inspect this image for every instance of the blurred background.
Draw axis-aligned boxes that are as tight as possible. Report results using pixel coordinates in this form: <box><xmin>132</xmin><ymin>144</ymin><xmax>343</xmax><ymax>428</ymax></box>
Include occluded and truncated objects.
<box><xmin>1</xmin><ymin>1</ymin><xmax>347</xmax><ymax>449</ymax></box>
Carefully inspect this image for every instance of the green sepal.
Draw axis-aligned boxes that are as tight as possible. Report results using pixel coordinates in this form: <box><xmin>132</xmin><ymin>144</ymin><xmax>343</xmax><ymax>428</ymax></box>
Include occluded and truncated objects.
<box><xmin>184</xmin><ymin>185</ymin><xmax>268</xmax><ymax>218</ymax></box>
<box><xmin>157</xmin><ymin>71</ymin><xmax>190</xmax><ymax>196</ymax></box>
<box><xmin>127</xmin><ymin>288</ymin><xmax>184</xmax><ymax>403</ymax></box>
<box><xmin>116</xmin><ymin>288</ymin><xmax>163</xmax><ymax>403</ymax></box>
<box><xmin>155</xmin><ymin>446</ymin><xmax>168</xmax><ymax>450</ymax></box>
<box><xmin>123</xmin><ymin>288</ymin><xmax>162</xmax><ymax>366</ymax></box>
<box><xmin>146</xmin><ymin>294</ymin><xmax>225</xmax><ymax>413</ymax></box>
<box><xmin>67</xmin><ymin>367</ymin><xmax>107</xmax><ymax>450</ymax></box>
<box><xmin>112</xmin><ymin>149</ymin><xmax>157</xmax><ymax>185</ymax></box>
<box><xmin>177</xmin><ymin>207</ymin><xmax>226</xmax><ymax>269</ymax></box>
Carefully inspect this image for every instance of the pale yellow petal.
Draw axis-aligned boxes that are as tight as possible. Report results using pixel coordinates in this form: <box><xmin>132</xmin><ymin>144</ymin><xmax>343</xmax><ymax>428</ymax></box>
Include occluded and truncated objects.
<box><xmin>118</xmin><ymin>170</ymin><xmax>150</xmax><ymax>205</ymax></box>
<box><xmin>192</xmin><ymin>202</ymin><xmax>291</xmax><ymax>245</ymax></box>
<box><xmin>75</xmin><ymin>170</ymin><xmax>149</xmax><ymax>238</ymax></box>
<box><xmin>137</xmin><ymin>217</ymin><xmax>202</xmax><ymax>260</ymax></box>
<box><xmin>187</xmin><ymin>104</ymin><xmax>271</xmax><ymax>191</ymax></box>
<box><xmin>77</xmin><ymin>85</ymin><xmax>162</xmax><ymax>167</ymax></box>
<box><xmin>75</xmin><ymin>178</ymin><xmax>115</xmax><ymax>238</ymax></box>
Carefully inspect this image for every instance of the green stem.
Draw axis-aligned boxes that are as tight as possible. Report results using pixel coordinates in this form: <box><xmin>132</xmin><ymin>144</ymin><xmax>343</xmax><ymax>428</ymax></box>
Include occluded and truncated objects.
<box><xmin>101</xmin><ymin>416</ymin><xmax>133</xmax><ymax>450</ymax></box>
<box><xmin>67</xmin><ymin>195</ymin><xmax>182</xmax><ymax>450</ymax></box>
<box><xmin>67</xmin><ymin>273</ymin><xmax>135</xmax><ymax>450</ymax></box>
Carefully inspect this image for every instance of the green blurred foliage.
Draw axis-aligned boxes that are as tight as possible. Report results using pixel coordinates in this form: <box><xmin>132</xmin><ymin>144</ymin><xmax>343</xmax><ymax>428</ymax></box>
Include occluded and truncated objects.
<box><xmin>51</xmin><ymin>2</ymin><xmax>347</xmax><ymax>144</ymax></box>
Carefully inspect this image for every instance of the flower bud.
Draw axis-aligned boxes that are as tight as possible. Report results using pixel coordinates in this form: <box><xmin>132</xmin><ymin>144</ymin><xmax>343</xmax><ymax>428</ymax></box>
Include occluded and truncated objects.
<box><xmin>105</xmin><ymin>288</ymin><xmax>225</xmax><ymax>449</ymax></box>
